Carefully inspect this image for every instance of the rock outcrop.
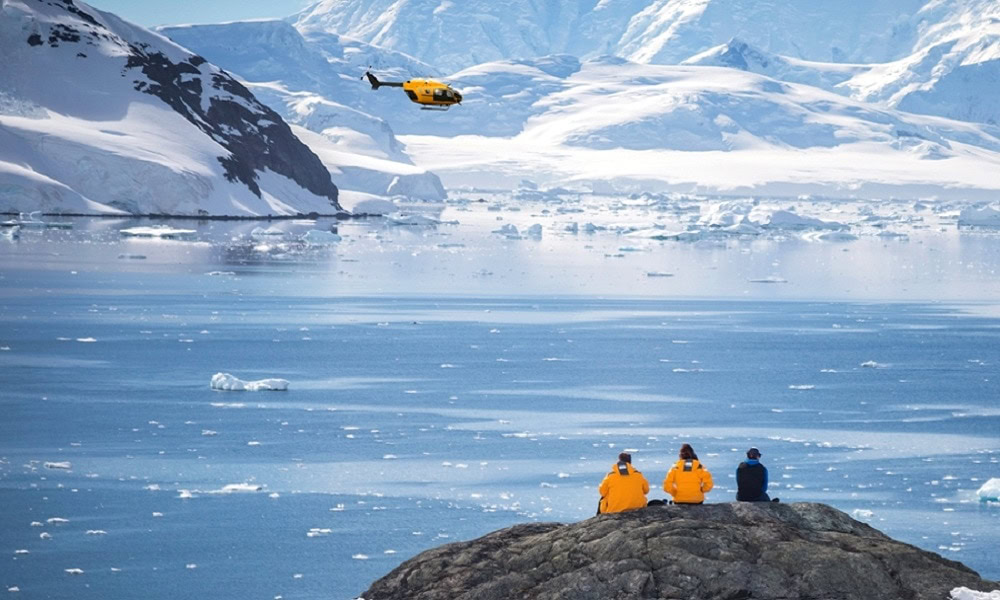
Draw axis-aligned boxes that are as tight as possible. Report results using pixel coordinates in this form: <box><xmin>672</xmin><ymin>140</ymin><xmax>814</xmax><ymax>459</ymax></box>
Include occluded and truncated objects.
<box><xmin>360</xmin><ymin>502</ymin><xmax>999</xmax><ymax>600</ymax></box>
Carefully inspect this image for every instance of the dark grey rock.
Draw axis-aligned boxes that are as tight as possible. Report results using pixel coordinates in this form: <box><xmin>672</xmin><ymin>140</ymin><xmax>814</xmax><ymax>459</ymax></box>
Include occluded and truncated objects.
<box><xmin>359</xmin><ymin>503</ymin><xmax>998</xmax><ymax>600</ymax></box>
<box><xmin>23</xmin><ymin>0</ymin><xmax>341</xmax><ymax>213</ymax></box>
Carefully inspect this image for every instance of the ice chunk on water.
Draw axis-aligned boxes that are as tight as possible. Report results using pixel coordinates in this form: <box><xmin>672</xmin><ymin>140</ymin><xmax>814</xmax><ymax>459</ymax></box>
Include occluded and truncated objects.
<box><xmin>44</xmin><ymin>462</ymin><xmax>71</xmax><ymax>470</ymax></box>
<box><xmin>957</xmin><ymin>205</ymin><xmax>1000</xmax><ymax>227</ymax></box>
<box><xmin>977</xmin><ymin>478</ymin><xmax>1000</xmax><ymax>502</ymax></box>
<box><xmin>300</xmin><ymin>230</ymin><xmax>341</xmax><ymax>245</ymax></box>
<box><xmin>493</xmin><ymin>224</ymin><xmax>520</xmax><ymax>238</ymax></box>
<box><xmin>64</xmin><ymin>569</ymin><xmax>84</xmax><ymax>575</ymax></box>
<box><xmin>210</xmin><ymin>372</ymin><xmax>289</xmax><ymax>391</ymax></box>
<box><xmin>120</xmin><ymin>226</ymin><xmax>195</xmax><ymax>239</ymax></box>
<box><xmin>860</xmin><ymin>360</ymin><xmax>887</xmax><ymax>369</ymax></box>
<box><xmin>852</xmin><ymin>509</ymin><xmax>874</xmax><ymax>520</ymax></box>
<box><xmin>215</xmin><ymin>483</ymin><xmax>263</xmax><ymax>493</ymax></box>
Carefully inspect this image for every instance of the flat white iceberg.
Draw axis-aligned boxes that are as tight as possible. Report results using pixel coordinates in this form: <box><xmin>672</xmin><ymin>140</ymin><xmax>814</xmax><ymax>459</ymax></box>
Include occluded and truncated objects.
<box><xmin>216</xmin><ymin>483</ymin><xmax>263</xmax><ymax>493</ymax></box>
<box><xmin>44</xmin><ymin>461</ymin><xmax>71</xmax><ymax>470</ymax></box>
<box><xmin>210</xmin><ymin>372</ymin><xmax>289</xmax><ymax>391</ymax></box>
<box><xmin>120</xmin><ymin>226</ymin><xmax>196</xmax><ymax>239</ymax></box>
<box><xmin>977</xmin><ymin>478</ymin><xmax>1000</xmax><ymax>502</ymax></box>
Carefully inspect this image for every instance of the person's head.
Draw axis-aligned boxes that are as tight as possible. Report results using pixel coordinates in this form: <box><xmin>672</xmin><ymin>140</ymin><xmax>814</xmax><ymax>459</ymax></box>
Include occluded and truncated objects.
<box><xmin>746</xmin><ymin>447</ymin><xmax>761</xmax><ymax>459</ymax></box>
<box><xmin>679</xmin><ymin>443</ymin><xmax>697</xmax><ymax>460</ymax></box>
<box><xmin>618</xmin><ymin>452</ymin><xmax>632</xmax><ymax>464</ymax></box>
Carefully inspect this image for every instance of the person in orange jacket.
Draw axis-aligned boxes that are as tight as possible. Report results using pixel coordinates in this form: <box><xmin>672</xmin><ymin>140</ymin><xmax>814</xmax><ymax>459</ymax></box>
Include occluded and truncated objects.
<box><xmin>598</xmin><ymin>452</ymin><xmax>650</xmax><ymax>514</ymax></box>
<box><xmin>663</xmin><ymin>443</ymin><xmax>714</xmax><ymax>504</ymax></box>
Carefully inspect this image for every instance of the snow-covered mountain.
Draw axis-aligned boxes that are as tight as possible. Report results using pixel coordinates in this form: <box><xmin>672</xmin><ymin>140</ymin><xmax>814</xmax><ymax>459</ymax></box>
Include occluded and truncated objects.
<box><xmin>293</xmin><ymin>0</ymin><xmax>930</xmax><ymax>72</ymax></box>
<box><xmin>0</xmin><ymin>0</ymin><xmax>342</xmax><ymax>216</ymax></box>
<box><xmin>397</xmin><ymin>57</ymin><xmax>1000</xmax><ymax>197</ymax></box>
<box><xmin>295</xmin><ymin>0</ymin><xmax>1000</xmax><ymax>128</ymax></box>
<box><xmin>686</xmin><ymin>2</ymin><xmax>1000</xmax><ymax>127</ymax></box>
<box><xmin>159</xmin><ymin>20</ymin><xmax>446</xmax><ymax>201</ymax></box>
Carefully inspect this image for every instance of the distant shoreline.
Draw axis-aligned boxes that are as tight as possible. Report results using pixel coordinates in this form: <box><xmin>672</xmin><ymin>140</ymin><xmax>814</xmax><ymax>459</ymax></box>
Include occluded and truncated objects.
<box><xmin>0</xmin><ymin>212</ymin><xmax>359</xmax><ymax>221</ymax></box>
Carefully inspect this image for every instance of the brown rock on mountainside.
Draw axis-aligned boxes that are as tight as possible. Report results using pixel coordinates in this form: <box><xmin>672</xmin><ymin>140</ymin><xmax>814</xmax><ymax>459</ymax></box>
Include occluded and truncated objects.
<box><xmin>359</xmin><ymin>502</ymin><xmax>998</xmax><ymax>600</ymax></box>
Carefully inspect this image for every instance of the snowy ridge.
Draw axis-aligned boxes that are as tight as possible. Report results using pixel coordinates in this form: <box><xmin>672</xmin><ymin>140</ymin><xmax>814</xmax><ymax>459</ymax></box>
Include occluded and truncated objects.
<box><xmin>398</xmin><ymin>58</ymin><xmax>1000</xmax><ymax>197</ymax></box>
<box><xmin>295</xmin><ymin>0</ymin><xmax>1000</xmax><ymax>129</ymax></box>
<box><xmin>158</xmin><ymin>20</ymin><xmax>446</xmax><ymax>200</ymax></box>
<box><xmin>0</xmin><ymin>0</ymin><xmax>342</xmax><ymax>216</ymax></box>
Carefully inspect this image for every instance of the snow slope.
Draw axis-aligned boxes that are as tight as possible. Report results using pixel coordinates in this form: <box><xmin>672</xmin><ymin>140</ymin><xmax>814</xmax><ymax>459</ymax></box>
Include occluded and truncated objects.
<box><xmin>295</xmin><ymin>0</ymin><xmax>1000</xmax><ymax>128</ymax></box>
<box><xmin>293</xmin><ymin>0</ymin><xmax>929</xmax><ymax>72</ymax></box>
<box><xmin>397</xmin><ymin>58</ymin><xmax>1000</xmax><ymax>198</ymax></box>
<box><xmin>0</xmin><ymin>0</ymin><xmax>342</xmax><ymax>216</ymax></box>
<box><xmin>158</xmin><ymin>20</ymin><xmax>446</xmax><ymax>200</ymax></box>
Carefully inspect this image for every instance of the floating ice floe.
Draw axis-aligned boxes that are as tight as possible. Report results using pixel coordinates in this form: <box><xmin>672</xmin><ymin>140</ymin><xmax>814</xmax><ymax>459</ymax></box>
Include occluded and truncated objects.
<box><xmin>64</xmin><ymin>569</ymin><xmax>84</xmax><ymax>575</ymax></box>
<box><xmin>300</xmin><ymin>229</ymin><xmax>341</xmax><ymax>245</ymax></box>
<box><xmin>860</xmin><ymin>360</ymin><xmax>887</xmax><ymax>369</ymax></box>
<box><xmin>85</xmin><ymin>530</ymin><xmax>107</xmax><ymax>536</ymax></box>
<box><xmin>788</xmin><ymin>385</ymin><xmax>815</xmax><ymax>390</ymax></box>
<box><xmin>2</xmin><ymin>211</ymin><xmax>71</xmax><ymax>229</ymax></box>
<box><xmin>386</xmin><ymin>213</ymin><xmax>444</xmax><ymax>226</ymax></box>
<box><xmin>752</xmin><ymin>208</ymin><xmax>843</xmax><ymax>230</ymax></box>
<box><xmin>44</xmin><ymin>461</ymin><xmax>71</xmax><ymax>470</ymax></box>
<box><xmin>951</xmin><ymin>588</ymin><xmax>1000</xmax><ymax>600</ymax></box>
<box><xmin>958</xmin><ymin>205</ymin><xmax>1000</xmax><ymax>227</ymax></box>
<box><xmin>46</xmin><ymin>517</ymin><xmax>69</xmax><ymax>524</ymax></box>
<box><xmin>493</xmin><ymin>224</ymin><xmax>520</xmax><ymax>239</ymax></box>
<box><xmin>250</xmin><ymin>226</ymin><xmax>286</xmax><ymax>239</ymax></box>
<box><xmin>802</xmin><ymin>230</ymin><xmax>858</xmax><ymax>242</ymax></box>
<box><xmin>216</xmin><ymin>483</ymin><xmax>263</xmax><ymax>494</ymax></box>
<box><xmin>646</xmin><ymin>271</ymin><xmax>674</xmax><ymax>277</ymax></box>
<box><xmin>307</xmin><ymin>528</ymin><xmax>332</xmax><ymax>537</ymax></box>
<box><xmin>977</xmin><ymin>478</ymin><xmax>1000</xmax><ymax>502</ymax></box>
<box><xmin>210</xmin><ymin>372</ymin><xmax>289</xmax><ymax>391</ymax></box>
<box><xmin>748</xmin><ymin>276</ymin><xmax>787</xmax><ymax>284</ymax></box>
<box><xmin>120</xmin><ymin>225</ymin><xmax>196</xmax><ymax>239</ymax></box>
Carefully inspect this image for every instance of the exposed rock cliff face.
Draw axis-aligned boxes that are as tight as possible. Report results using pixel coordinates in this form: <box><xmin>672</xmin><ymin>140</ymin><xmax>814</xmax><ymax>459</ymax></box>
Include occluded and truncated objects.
<box><xmin>360</xmin><ymin>502</ymin><xmax>998</xmax><ymax>600</ymax></box>
<box><xmin>1</xmin><ymin>0</ymin><xmax>342</xmax><ymax>216</ymax></box>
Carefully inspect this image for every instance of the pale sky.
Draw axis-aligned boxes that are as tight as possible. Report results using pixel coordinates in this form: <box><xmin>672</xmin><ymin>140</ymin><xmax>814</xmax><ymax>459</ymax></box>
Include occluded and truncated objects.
<box><xmin>84</xmin><ymin>0</ymin><xmax>315</xmax><ymax>27</ymax></box>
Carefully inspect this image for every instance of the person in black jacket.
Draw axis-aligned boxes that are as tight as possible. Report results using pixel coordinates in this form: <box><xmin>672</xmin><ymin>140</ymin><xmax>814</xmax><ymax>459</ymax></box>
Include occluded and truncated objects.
<box><xmin>736</xmin><ymin>447</ymin><xmax>776</xmax><ymax>502</ymax></box>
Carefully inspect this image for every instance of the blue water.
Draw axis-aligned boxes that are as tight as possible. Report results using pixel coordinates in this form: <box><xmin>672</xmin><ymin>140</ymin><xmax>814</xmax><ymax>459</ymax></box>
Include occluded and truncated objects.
<box><xmin>1</xmin><ymin>216</ymin><xmax>999</xmax><ymax>598</ymax></box>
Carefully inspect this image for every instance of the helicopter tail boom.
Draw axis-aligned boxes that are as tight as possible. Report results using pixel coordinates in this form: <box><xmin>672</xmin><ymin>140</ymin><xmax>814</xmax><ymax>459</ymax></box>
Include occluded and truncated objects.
<box><xmin>364</xmin><ymin>71</ymin><xmax>404</xmax><ymax>90</ymax></box>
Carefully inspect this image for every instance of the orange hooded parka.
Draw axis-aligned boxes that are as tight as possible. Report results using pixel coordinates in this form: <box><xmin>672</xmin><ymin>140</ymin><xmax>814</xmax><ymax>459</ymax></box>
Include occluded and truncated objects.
<box><xmin>663</xmin><ymin>458</ymin><xmax>714</xmax><ymax>504</ymax></box>
<box><xmin>598</xmin><ymin>461</ymin><xmax>650</xmax><ymax>513</ymax></box>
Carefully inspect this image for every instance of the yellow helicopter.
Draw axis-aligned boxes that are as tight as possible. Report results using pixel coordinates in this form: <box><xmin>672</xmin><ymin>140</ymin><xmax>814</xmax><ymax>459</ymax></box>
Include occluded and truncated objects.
<box><xmin>363</xmin><ymin>70</ymin><xmax>462</xmax><ymax>110</ymax></box>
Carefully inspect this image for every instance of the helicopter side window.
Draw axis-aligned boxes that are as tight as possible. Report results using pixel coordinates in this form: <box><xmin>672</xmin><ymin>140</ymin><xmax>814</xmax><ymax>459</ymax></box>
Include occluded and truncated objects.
<box><xmin>433</xmin><ymin>89</ymin><xmax>454</xmax><ymax>100</ymax></box>
<box><xmin>405</xmin><ymin>90</ymin><xmax>418</xmax><ymax>101</ymax></box>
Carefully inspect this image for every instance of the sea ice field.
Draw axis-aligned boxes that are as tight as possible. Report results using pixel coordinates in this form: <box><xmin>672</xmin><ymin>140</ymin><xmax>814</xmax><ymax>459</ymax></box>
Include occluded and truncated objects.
<box><xmin>1</xmin><ymin>195</ymin><xmax>999</xmax><ymax>599</ymax></box>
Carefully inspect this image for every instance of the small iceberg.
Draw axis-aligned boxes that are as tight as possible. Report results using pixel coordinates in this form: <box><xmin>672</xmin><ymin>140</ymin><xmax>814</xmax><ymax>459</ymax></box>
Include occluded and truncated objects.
<box><xmin>387</xmin><ymin>213</ymin><xmax>441</xmax><ymax>226</ymax></box>
<box><xmin>300</xmin><ymin>229</ymin><xmax>342</xmax><ymax>245</ymax></box>
<box><xmin>250</xmin><ymin>226</ymin><xmax>286</xmax><ymax>239</ymax></box>
<box><xmin>2</xmin><ymin>211</ymin><xmax>72</xmax><ymax>229</ymax></box>
<box><xmin>120</xmin><ymin>225</ymin><xmax>195</xmax><ymax>239</ymax></box>
<box><xmin>210</xmin><ymin>372</ymin><xmax>289</xmax><ymax>391</ymax></box>
<box><xmin>977</xmin><ymin>478</ymin><xmax>1000</xmax><ymax>502</ymax></box>
<box><xmin>216</xmin><ymin>483</ymin><xmax>263</xmax><ymax>493</ymax></box>
<box><xmin>958</xmin><ymin>205</ymin><xmax>1000</xmax><ymax>227</ymax></box>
